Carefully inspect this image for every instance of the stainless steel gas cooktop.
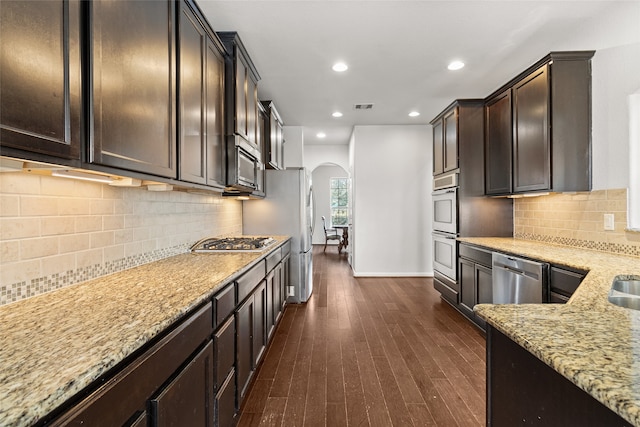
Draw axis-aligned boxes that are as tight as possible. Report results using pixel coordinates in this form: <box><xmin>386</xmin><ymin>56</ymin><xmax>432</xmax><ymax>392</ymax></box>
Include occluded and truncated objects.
<box><xmin>190</xmin><ymin>236</ymin><xmax>275</xmax><ymax>253</ymax></box>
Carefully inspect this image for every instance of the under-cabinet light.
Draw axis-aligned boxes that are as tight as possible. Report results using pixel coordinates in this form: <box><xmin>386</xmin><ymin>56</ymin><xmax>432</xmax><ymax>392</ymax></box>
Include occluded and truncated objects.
<box><xmin>52</xmin><ymin>169</ymin><xmax>113</xmax><ymax>184</ymax></box>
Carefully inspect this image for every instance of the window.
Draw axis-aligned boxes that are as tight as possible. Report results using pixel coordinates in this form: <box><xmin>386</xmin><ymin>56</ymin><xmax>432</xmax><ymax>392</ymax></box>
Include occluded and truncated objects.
<box><xmin>330</xmin><ymin>177</ymin><xmax>348</xmax><ymax>226</ymax></box>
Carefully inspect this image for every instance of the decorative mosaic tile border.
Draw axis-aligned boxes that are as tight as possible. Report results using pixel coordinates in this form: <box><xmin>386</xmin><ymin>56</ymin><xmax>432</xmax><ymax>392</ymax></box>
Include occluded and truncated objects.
<box><xmin>515</xmin><ymin>232</ymin><xmax>640</xmax><ymax>258</ymax></box>
<box><xmin>0</xmin><ymin>244</ymin><xmax>191</xmax><ymax>306</ymax></box>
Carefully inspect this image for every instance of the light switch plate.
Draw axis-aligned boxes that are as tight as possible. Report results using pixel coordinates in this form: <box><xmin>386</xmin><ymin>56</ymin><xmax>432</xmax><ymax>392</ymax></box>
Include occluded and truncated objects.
<box><xmin>604</xmin><ymin>213</ymin><xmax>615</xmax><ymax>230</ymax></box>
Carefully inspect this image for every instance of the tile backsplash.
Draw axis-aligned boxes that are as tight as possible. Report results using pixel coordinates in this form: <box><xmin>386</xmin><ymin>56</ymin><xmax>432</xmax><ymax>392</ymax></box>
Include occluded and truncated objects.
<box><xmin>0</xmin><ymin>172</ymin><xmax>242</xmax><ymax>305</ymax></box>
<box><xmin>515</xmin><ymin>188</ymin><xmax>640</xmax><ymax>257</ymax></box>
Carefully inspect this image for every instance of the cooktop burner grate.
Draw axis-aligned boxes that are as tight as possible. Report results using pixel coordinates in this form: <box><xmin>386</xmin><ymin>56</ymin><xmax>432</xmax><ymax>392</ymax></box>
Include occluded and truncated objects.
<box><xmin>191</xmin><ymin>237</ymin><xmax>275</xmax><ymax>252</ymax></box>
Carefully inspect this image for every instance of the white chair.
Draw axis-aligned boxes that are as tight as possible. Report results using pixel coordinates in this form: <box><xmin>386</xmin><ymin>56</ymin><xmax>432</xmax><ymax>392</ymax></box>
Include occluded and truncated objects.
<box><xmin>321</xmin><ymin>216</ymin><xmax>342</xmax><ymax>252</ymax></box>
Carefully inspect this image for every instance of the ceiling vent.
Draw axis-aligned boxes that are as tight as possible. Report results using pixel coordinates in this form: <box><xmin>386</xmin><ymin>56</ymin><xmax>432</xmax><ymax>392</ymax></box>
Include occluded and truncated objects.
<box><xmin>354</xmin><ymin>103</ymin><xmax>374</xmax><ymax>110</ymax></box>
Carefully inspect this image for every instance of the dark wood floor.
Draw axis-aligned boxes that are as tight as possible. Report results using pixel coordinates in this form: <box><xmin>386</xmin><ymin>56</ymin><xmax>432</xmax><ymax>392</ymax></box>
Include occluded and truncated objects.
<box><xmin>237</xmin><ymin>246</ymin><xmax>486</xmax><ymax>426</ymax></box>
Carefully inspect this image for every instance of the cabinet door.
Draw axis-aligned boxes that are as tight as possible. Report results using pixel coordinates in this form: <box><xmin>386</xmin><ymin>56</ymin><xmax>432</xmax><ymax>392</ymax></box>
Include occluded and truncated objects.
<box><xmin>234</xmin><ymin>56</ymin><xmax>248</xmax><ymax>139</ymax></box>
<box><xmin>432</xmin><ymin>120</ymin><xmax>444</xmax><ymax>175</ymax></box>
<box><xmin>485</xmin><ymin>90</ymin><xmax>512</xmax><ymax>195</ymax></box>
<box><xmin>268</xmin><ymin>111</ymin><xmax>279</xmax><ymax>168</ymax></box>
<box><xmin>90</xmin><ymin>0</ymin><xmax>176</xmax><ymax>178</ymax></box>
<box><xmin>205</xmin><ymin>37</ymin><xmax>226</xmax><ymax>188</ymax></box>
<box><xmin>0</xmin><ymin>0</ymin><xmax>81</xmax><ymax>161</ymax></box>
<box><xmin>253</xmin><ymin>281</ymin><xmax>267</xmax><ymax>367</ymax></box>
<box><xmin>459</xmin><ymin>258</ymin><xmax>476</xmax><ymax>316</ymax></box>
<box><xmin>150</xmin><ymin>341</ymin><xmax>214</xmax><ymax>427</ymax></box>
<box><xmin>247</xmin><ymin>75</ymin><xmax>258</xmax><ymax>147</ymax></box>
<box><xmin>513</xmin><ymin>64</ymin><xmax>550</xmax><ymax>193</ymax></box>
<box><xmin>443</xmin><ymin>108</ymin><xmax>458</xmax><ymax>172</ymax></box>
<box><xmin>214</xmin><ymin>317</ymin><xmax>235</xmax><ymax>392</ymax></box>
<box><xmin>215</xmin><ymin>370</ymin><xmax>236</xmax><ymax>427</ymax></box>
<box><xmin>273</xmin><ymin>263</ymin><xmax>283</xmax><ymax>325</ymax></box>
<box><xmin>235</xmin><ymin>295</ymin><xmax>254</xmax><ymax>403</ymax></box>
<box><xmin>275</xmin><ymin>119</ymin><xmax>284</xmax><ymax>169</ymax></box>
<box><xmin>281</xmin><ymin>255</ymin><xmax>290</xmax><ymax>310</ymax></box>
<box><xmin>265</xmin><ymin>270</ymin><xmax>276</xmax><ymax>340</ymax></box>
<box><xmin>178</xmin><ymin>3</ymin><xmax>206</xmax><ymax>184</ymax></box>
<box><xmin>476</xmin><ymin>264</ymin><xmax>493</xmax><ymax>304</ymax></box>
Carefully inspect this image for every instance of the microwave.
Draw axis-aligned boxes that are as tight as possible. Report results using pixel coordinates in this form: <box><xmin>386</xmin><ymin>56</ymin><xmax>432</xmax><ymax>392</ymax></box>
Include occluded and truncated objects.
<box><xmin>227</xmin><ymin>136</ymin><xmax>261</xmax><ymax>191</ymax></box>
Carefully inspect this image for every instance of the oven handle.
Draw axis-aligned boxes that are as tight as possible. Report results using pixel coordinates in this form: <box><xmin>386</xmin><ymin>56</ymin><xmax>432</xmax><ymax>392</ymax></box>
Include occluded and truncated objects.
<box><xmin>432</xmin><ymin>231</ymin><xmax>457</xmax><ymax>240</ymax></box>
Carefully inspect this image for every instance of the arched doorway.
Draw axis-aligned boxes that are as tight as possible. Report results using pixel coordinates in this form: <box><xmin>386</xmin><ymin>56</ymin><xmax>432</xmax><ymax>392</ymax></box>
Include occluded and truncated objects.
<box><xmin>311</xmin><ymin>163</ymin><xmax>350</xmax><ymax>250</ymax></box>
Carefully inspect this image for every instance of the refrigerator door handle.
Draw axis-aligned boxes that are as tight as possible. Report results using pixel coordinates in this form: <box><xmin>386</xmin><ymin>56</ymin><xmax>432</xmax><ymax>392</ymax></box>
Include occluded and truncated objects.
<box><xmin>310</xmin><ymin>185</ymin><xmax>316</xmax><ymax>238</ymax></box>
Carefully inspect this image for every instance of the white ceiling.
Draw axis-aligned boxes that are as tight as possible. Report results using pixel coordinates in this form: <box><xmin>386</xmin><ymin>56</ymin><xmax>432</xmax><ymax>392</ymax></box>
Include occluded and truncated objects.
<box><xmin>196</xmin><ymin>1</ymin><xmax>638</xmax><ymax>145</ymax></box>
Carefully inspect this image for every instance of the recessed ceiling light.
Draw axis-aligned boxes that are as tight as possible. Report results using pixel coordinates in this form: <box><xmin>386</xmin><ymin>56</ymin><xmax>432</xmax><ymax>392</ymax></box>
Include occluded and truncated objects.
<box><xmin>332</xmin><ymin>62</ymin><xmax>348</xmax><ymax>72</ymax></box>
<box><xmin>409</xmin><ymin>111</ymin><xmax>420</xmax><ymax>117</ymax></box>
<box><xmin>332</xmin><ymin>112</ymin><xmax>343</xmax><ymax>118</ymax></box>
<box><xmin>317</xmin><ymin>132</ymin><xmax>326</xmax><ymax>138</ymax></box>
<box><xmin>448</xmin><ymin>61</ymin><xmax>465</xmax><ymax>71</ymax></box>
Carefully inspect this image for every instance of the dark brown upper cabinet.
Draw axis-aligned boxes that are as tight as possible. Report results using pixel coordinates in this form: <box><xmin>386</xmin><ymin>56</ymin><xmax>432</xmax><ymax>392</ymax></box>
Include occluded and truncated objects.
<box><xmin>484</xmin><ymin>51</ymin><xmax>594</xmax><ymax>196</ymax></box>
<box><xmin>261</xmin><ymin>101</ymin><xmax>285</xmax><ymax>170</ymax></box>
<box><xmin>178</xmin><ymin>0</ymin><xmax>226</xmax><ymax>189</ymax></box>
<box><xmin>0</xmin><ymin>0</ymin><xmax>82</xmax><ymax>164</ymax></box>
<box><xmin>513</xmin><ymin>64</ymin><xmax>550</xmax><ymax>193</ymax></box>
<box><xmin>88</xmin><ymin>0</ymin><xmax>177</xmax><ymax>178</ymax></box>
<box><xmin>218</xmin><ymin>32</ymin><xmax>260</xmax><ymax>151</ymax></box>
<box><xmin>431</xmin><ymin>107</ymin><xmax>458</xmax><ymax>176</ymax></box>
<box><xmin>485</xmin><ymin>90</ymin><xmax>513</xmax><ymax>195</ymax></box>
<box><xmin>217</xmin><ymin>32</ymin><xmax>262</xmax><ymax>193</ymax></box>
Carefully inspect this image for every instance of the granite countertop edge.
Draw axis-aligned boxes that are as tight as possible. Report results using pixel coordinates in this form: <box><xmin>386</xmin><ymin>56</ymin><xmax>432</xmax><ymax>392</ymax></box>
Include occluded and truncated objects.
<box><xmin>0</xmin><ymin>236</ymin><xmax>291</xmax><ymax>427</ymax></box>
<box><xmin>461</xmin><ymin>237</ymin><xmax>640</xmax><ymax>426</ymax></box>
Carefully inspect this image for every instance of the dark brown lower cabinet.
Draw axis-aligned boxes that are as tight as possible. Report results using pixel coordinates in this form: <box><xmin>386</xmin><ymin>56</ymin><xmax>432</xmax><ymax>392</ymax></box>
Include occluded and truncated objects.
<box><xmin>236</xmin><ymin>280</ymin><xmax>267</xmax><ymax>406</ymax></box>
<box><xmin>150</xmin><ymin>341</ymin><xmax>214</xmax><ymax>426</ymax></box>
<box><xmin>215</xmin><ymin>369</ymin><xmax>236</xmax><ymax>427</ymax></box>
<box><xmin>49</xmin><ymin>303</ymin><xmax>213</xmax><ymax>427</ymax></box>
<box><xmin>457</xmin><ymin>243</ymin><xmax>493</xmax><ymax>329</ymax></box>
<box><xmin>45</xmin><ymin>244</ymin><xmax>291</xmax><ymax>427</ymax></box>
<box><xmin>487</xmin><ymin>326</ymin><xmax>631</xmax><ymax>426</ymax></box>
<box><xmin>236</xmin><ymin>295</ymin><xmax>254</xmax><ymax>404</ymax></box>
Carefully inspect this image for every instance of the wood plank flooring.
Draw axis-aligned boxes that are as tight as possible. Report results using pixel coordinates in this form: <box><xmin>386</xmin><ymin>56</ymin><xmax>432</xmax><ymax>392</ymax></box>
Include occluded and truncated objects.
<box><xmin>237</xmin><ymin>246</ymin><xmax>486</xmax><ymax>426</ymax></box>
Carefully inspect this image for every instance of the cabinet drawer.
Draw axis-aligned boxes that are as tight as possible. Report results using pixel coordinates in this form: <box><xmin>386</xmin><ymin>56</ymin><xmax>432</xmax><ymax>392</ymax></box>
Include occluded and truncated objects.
<box><xmin>214</xmin><ymin>283</ymin><xmax>235</xmax><ymax>327</ymax></box>
<box><xmin>459</xmin><ymin>244</ymin><xmax>493</xmax><ymax>268</ymax></box>
<box><xmin>237</xmin><ymin>260</ymin><xmax>266</xmax><ymax>303</ymax></box>
<box><xmin>266</xmin><ymin>248</ymin><xmax>282</xmax><ymax>273</ymax></box>
<box><xmin>214</xmin><ymin>316</ymin><xmax>235</xmax><ymax>391</ymax></box>
<box><xmin>549</xmin><ymin>291</ymin><xmax>570</xmax><ymax>304</ymax></box>
<box><xmin>281</xmin><ymin>240</ymin><xmax>291</xmax><ymax>257</ymax></box>
<box><xmin>550</xmin><ymin>266</ymin><xmax>586</xmax><ymax>297</ymax></box>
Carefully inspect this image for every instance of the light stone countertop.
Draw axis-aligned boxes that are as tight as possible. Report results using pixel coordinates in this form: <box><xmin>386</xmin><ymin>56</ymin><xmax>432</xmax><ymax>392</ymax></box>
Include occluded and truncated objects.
<box><xmin>461</xmin><ymin>237</ymin><xmax>640</xmax><ymax>426</ymax></box>
<box><xmin>0</xmin><ymin>236</ymin><xmax>290</xmax><ymax>427</ymax></box>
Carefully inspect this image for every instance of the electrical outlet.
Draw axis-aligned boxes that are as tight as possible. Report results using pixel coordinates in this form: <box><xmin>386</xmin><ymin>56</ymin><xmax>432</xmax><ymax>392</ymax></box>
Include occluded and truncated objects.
<box><xmin>604</xmin><ymin>213</ymin><xmax>615</xmax><ymax>231</ymax></box>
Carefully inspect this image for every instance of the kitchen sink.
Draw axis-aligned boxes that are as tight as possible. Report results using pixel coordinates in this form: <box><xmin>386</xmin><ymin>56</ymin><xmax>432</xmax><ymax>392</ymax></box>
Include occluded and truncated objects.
<box><xmin>608</xmin><ymin>275</ymin><xmax>640</xmax><ymax>310</ymax></box>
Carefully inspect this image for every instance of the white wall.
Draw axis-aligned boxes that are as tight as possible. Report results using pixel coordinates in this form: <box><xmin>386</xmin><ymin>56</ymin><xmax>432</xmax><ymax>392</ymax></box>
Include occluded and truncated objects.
<box><xmin>591</xmin><ymin>43</ymin><xmax>640</xmax><ymax>191</ymax></box>
<box><xmin>310</xmin><ymin>165</ymin><xmax>348</xmax><ymax>246</ymax></box>
<box><xmin>304</xmin><ymin>145</ymin><xmax>349</xmax><ymax>173</ymax></box>
<box><xmin>350</xmin><ymin>125</ymin><xmax>432</xmax><ymax>276</ymax></box>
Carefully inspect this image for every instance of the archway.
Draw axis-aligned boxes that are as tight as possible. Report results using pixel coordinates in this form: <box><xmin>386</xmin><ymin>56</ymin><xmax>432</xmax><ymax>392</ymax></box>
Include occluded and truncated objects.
<box><xmin>311</xmin><ymin>163</ymin><xmax>350</xmax><ymax>248</ymax></box>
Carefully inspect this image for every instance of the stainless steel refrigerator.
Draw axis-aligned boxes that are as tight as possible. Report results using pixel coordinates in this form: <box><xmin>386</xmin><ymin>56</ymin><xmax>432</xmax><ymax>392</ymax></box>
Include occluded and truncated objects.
<box><xmin>243</xmin><ymin>168</ymin><xmax>314</xmax><ymax>303</ymax></box>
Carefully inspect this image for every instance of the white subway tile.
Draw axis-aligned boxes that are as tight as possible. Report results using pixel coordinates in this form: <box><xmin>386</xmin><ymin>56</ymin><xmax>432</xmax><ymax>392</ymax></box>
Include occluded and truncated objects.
<box><xmin>1</xmin><ymin>217</ymin><xmax>41</xmax><ymax>240</ymax></box>
<box><xmin>21</xmin><ymin>196</ymin><xmax>59</xmax><ymax>216</ymax></box>
<box><xmin>41</xmin><ymin>217</ymin><xmax>75</xmax><ymax>236</ymax></box>
<box><xmin>20</xmin><ymin>236</ymin><xmax>59</xmax><ymax>260</ymax></box>
<box><xmin>0</xmin><ymin>195</ymin><xmax>20</xmax><ymax>216</ymax></box>
<box><xmin>41</xmin><ymin>253</ymin><xmax>75</xmax><ymax>276</ymax></box>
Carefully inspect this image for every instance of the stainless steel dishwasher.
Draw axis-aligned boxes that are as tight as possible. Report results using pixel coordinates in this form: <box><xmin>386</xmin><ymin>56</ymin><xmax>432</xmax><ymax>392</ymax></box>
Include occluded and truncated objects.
<box><xmin>492</xmin><ymin>253</ymin><xmax>547</xmax><ymax>303</ymax></box>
